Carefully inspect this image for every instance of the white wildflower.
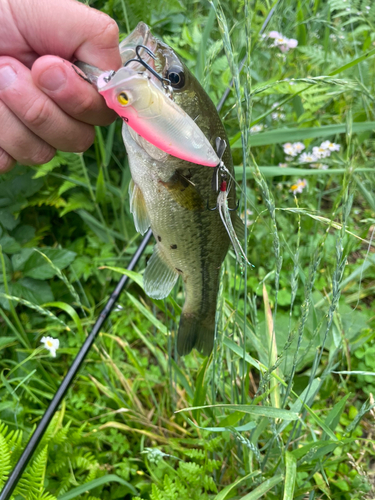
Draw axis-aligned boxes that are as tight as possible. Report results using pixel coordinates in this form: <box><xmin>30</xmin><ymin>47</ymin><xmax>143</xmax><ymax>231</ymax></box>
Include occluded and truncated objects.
<box><xmin>290</xmin><ymin>179</ymin><xmax>307</xmax><ymax>194</ymax></box>
<box><xmin>279</xmin><ymin>163</ymin><xmax>288</xmax><ymax>168</ymax></box>
<box><xmin>272</xmin><ymin>35</ymin><xmax>289</xmax><ymax>45</ymax></box>
<box><xmin>41</xmin><ymin>336</ymin><xmax>59</xmax><ymax>357</ymax></box>
<box><xmin>283</xmin><ymin>143</ymin><xmax>298</xmax><ymax>156</ymax></box>
<box><xmin>250</xmin><ymin>124</ymin><xmax>264</xmax><ymax>134</ymax></box>
<box><xmin>312</xmin><ymin>146</ymin><xmax>331</xmax><ymax>159</ymax></box>
<box><xmin>272</xmin><ymin>112</ymin><xmax>285</xmax><ymax>121</ymax></box>
<box><xmin>268</xmin><ymin>31</ymin><xmax>298</xmax><ymax>52</ymax></box>
<box><xmin>293</xmin><ymin>142</ymin><xmax>305</xmax><ymax>153</ymax></box>
<box><xmin>320</xmin><ymin>140</ymin><xmax>340</xmax><ymax>151</ymax></box>
<box><xmin>299</xmin><ymin>152</ymin><xmax>317</xmax><ymax>163</ymax></box>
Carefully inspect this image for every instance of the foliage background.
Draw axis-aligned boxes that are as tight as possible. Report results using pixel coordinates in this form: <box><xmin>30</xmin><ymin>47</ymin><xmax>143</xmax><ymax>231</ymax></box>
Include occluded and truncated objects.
<box><xmin>1</xmin><ymin>0</ymin><xmax>375</xmax><ymax>499</ymax></box>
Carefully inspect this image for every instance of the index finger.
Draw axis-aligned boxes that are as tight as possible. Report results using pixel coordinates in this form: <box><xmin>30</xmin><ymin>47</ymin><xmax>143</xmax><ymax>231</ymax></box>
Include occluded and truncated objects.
<box><xmin>11</xmin><ymin>0</ymin><xmax>122</xmax><ymax>70</ymax></box>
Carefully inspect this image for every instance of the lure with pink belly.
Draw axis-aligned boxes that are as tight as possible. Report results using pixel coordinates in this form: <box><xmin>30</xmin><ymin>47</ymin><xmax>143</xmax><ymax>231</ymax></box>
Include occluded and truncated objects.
<box><xmin>97</xmin><ymin>68</ymin><xmax>220</xmax><ymax>167</ymax></box>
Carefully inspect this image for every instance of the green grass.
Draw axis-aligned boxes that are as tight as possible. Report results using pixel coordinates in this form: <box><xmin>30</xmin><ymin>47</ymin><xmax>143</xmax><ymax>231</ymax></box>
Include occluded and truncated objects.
<box><xmin>1</xmin><ymin>0</ymin><xmax>375</xmax><ymax>499</ymax></box>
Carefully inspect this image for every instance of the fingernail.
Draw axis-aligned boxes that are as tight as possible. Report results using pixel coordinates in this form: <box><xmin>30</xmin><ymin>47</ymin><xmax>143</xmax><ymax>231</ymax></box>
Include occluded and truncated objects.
<box><xmin>0</xmin><ymin>65</ymin><xmax>17</xmax><ymax>90</ymax></box>
<box><xmin>39</xmin><ymin>65</ymin><xmax>67</xmax><ymax>91</ymax></box>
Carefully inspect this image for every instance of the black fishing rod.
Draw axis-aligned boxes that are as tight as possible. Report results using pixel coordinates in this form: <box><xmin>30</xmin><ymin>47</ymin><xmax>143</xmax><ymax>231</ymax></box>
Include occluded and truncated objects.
<box><xmin>0</xmin><ymin>6</ymin><xmax>278</xmax><ymax>499</ymax></box>
<box><xmin>0</xmin><ymin>230</ymin><xmax>152</xmax><ymax>500</ymax></box>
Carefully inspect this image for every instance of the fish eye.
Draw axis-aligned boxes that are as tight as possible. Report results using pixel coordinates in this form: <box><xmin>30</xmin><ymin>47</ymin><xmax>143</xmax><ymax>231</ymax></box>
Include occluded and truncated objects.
<box><xmin>117</xmin><ymin>92</ymin><xmax>129</xmax><ymax>106</ymax></box>
<box><xmin>166</xmin><ymin>67</ymin><xmax>185</xmax><ymax>89</ymax></box>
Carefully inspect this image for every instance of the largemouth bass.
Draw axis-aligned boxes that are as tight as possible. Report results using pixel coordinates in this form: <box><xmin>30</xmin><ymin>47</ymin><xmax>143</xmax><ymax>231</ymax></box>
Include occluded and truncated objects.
<box><xmin>112</xmin><ymin>23</ymin><xmax>244</xmax><ymax>356</ymax></box>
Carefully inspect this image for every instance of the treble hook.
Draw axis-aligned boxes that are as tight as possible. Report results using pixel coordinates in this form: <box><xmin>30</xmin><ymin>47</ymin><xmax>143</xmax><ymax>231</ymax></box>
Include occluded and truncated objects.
<box><xmin>125</xmin><ymin>44</ymin><xmax>171</xmax><ymax>89</ymax></box>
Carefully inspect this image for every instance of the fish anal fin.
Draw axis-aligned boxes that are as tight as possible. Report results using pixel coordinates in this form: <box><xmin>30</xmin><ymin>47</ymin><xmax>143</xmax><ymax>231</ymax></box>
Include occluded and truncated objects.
<box><xmin>129</xmin><ymin>180</ymin><xmax>150</xmax><ymax>234</ymax></box>
<box><xmin>144</xmin><ymin>245</ymin><xmax>178</xmax><ymax>300</ymax></box>
<box><xmin>160</xmin><ymin>172</ymin><xmax>204</xmax><ymax>211</ymax></box>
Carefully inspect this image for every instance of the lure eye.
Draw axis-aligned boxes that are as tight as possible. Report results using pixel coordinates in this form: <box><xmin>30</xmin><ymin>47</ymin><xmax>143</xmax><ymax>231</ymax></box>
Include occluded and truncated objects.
<box><xmin>166</xmin><ymin>67</ymin><xmax>185</xmax><ymax>89</ymax></box>
<box><xmin>117</xmin><ymin>92</ymin><xmax>129</xmax><ymax>106</ymax></box>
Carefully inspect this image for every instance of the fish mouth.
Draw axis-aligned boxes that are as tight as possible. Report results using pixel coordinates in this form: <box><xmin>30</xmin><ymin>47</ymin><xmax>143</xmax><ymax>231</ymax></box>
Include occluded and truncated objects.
<box><xmin>119</xmin><ymin>22</ymin><xmax>158</xmax><ymax>73</ymax></box>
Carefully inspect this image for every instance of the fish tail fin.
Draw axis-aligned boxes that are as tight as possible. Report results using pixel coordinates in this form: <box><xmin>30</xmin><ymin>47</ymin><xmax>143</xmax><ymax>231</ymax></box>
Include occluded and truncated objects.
<box><xmin>177</xmin><ymin>310</ymin><xmax>216</xmax><ymax>357</ymax></box>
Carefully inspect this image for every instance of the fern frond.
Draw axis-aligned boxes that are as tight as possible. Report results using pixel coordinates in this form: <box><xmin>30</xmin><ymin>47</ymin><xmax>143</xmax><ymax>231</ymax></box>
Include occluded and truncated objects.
<box><xmin>84</xmin><ymin>466</ymin><xmax>99</xmax><ymax>483</ymax></box>
<box><xmin>163</xmin><ymin>474</ymin><xmax>178</xmax><ymax>500</ymax></box>
<box><xmin>203</xmin><ymin>475</ymin><xmax>218</xmax><ymax>493</ymax></box>
<box><xmin>205</xmin><ymin>458</ymin><xmax>221</xmax><ymax>473</ymax></box>
<box><xmin>178</xmin><ymin>462</ymin><xmax>203</xmax><ymax>486</ymax></box>
<box><xmin>50</xmin><ymin>421</ymin><xmax>71</xmax><ymax>446</ymax></box>
<box><xmin>0</xmin><ymin>433</ymin><xmax>11</xmax><ymax>489</ymax></box>
<box><xmin>39</xmin><ymin>493</ymin><xmax>58</xmax><ymax>500</ymax></box>
<box><xmin>71</xmin><ymin>451</ymin><xmax>97</xmax><ymax>469</ymax></box>
<box><xmin>203</xmin><ymin>436</ymin><xmax>221</xmax><ymax>451</ymax></box>
<box><xmin>28</xmin><ymin>491</ymin><xmax>58</xmax><ymax>500</ymax></box>
<box><xmin>48</xmin><ymin>454</ymin><xmax>68</xmax><ymax>474</ymax></box>
<box><xmin>56</xmin><ymin>471</ymin><xmax>76</xmax><ymax>497</ymax></box>
<box><xmin>5</xmin><ymin>428</ymin><xmax>24</xmax><ymax>466</ymax></box>
<box><xmin>183</xmin><ymin>449</ymin><xmax>205</xmax><ymax>461</ymax></box>
<box><xmin>150</xmin><ymin>483</ymin><xmax>164</xmax><ymax>500</ymax></box>
<box><xmin>15</xmin><ymin>445</ymin><xmax>48</xmax><ymax>499</ymax></box>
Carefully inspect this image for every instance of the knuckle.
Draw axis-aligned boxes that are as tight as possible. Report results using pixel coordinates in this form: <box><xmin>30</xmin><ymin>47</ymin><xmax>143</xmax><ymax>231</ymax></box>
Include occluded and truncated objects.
<box><xmin>99</xmin><ymin>18</ymin><xmax>120</xmax><ymax>44</ymax></box>
<box><xmin>23</xmin><ymin>96</ymin><xmax>51</xmax><ymax>129</ymax></box>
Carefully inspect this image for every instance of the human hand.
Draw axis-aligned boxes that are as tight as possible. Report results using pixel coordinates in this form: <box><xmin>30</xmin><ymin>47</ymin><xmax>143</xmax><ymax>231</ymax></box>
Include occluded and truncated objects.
<box><xmin>0</xmin><ymin>0</ymin><xmax>122</xmax><ymax>173</ymax></box>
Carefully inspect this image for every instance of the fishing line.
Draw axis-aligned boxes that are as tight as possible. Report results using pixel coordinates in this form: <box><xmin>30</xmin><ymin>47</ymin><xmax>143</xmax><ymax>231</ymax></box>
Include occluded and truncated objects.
<box><xmin>0</xmin><ymin>4</ymin><xmax>279</xmax><ymax>498</ymax></box>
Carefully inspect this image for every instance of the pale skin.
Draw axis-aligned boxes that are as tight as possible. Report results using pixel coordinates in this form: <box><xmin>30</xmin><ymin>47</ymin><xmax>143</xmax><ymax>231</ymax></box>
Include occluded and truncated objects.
<box><xmin>0</xmin><ymin>0</ymin><xmax>122</xmax><ymax>173</ymax></box>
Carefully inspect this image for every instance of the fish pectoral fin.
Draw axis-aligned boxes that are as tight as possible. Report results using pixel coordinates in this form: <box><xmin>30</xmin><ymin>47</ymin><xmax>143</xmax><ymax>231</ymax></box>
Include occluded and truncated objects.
<box><xmin>129</xmin><ymin>179</ymin><xmax>150</xmax><ymax>234</ymax></box>
<box><xmin>159</xmin><ymin>172</ymin><xmax>204</xmax><ymax>211</ymax></box>
<box><xmin>232</xmin><ymin>213</ymin><xmax>246</xmax><ymax>240</ymax></box>
<box><xmin>144</xmin><ymin>244</ymin><xmax>178</xmax><ymax>300</ymax></box>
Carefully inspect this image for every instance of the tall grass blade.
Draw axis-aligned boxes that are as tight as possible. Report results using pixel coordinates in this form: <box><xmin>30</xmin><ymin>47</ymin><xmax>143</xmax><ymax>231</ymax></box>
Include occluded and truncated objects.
<box><xmin>240</xmin><ymin>474</ymin><xmax>283</xmax><ymax>499</ymax></box>
<box><xmin>283</xmin><ymin>452</ymin><xmax>297</xmax><ymax>500</ymax></box>
<box><xmin>57</xmin><ymin>474</ymin><xmax>137</xmax><ymax>499</ymax></box>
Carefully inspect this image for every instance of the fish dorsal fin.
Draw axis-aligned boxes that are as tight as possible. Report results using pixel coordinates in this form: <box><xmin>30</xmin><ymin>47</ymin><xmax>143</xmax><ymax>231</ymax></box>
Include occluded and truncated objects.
<box><xmin>144</xmin><ymin>244</ymin><xmax>178</xmax><ymax>300</ymax></box>
<box><xmin>232</xmin><ymin>213</ymin><xmax>246</xmax><ymax>240</ymax></box>
<box><xmin>160</xmin><ymin>171</ymin><xmax>204</xmax><ymax>211</ymax></box>
<box><xmin>129</xmin><ymin>179</ymin><xmax>150</xmax><ymax>234</ymax></box>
